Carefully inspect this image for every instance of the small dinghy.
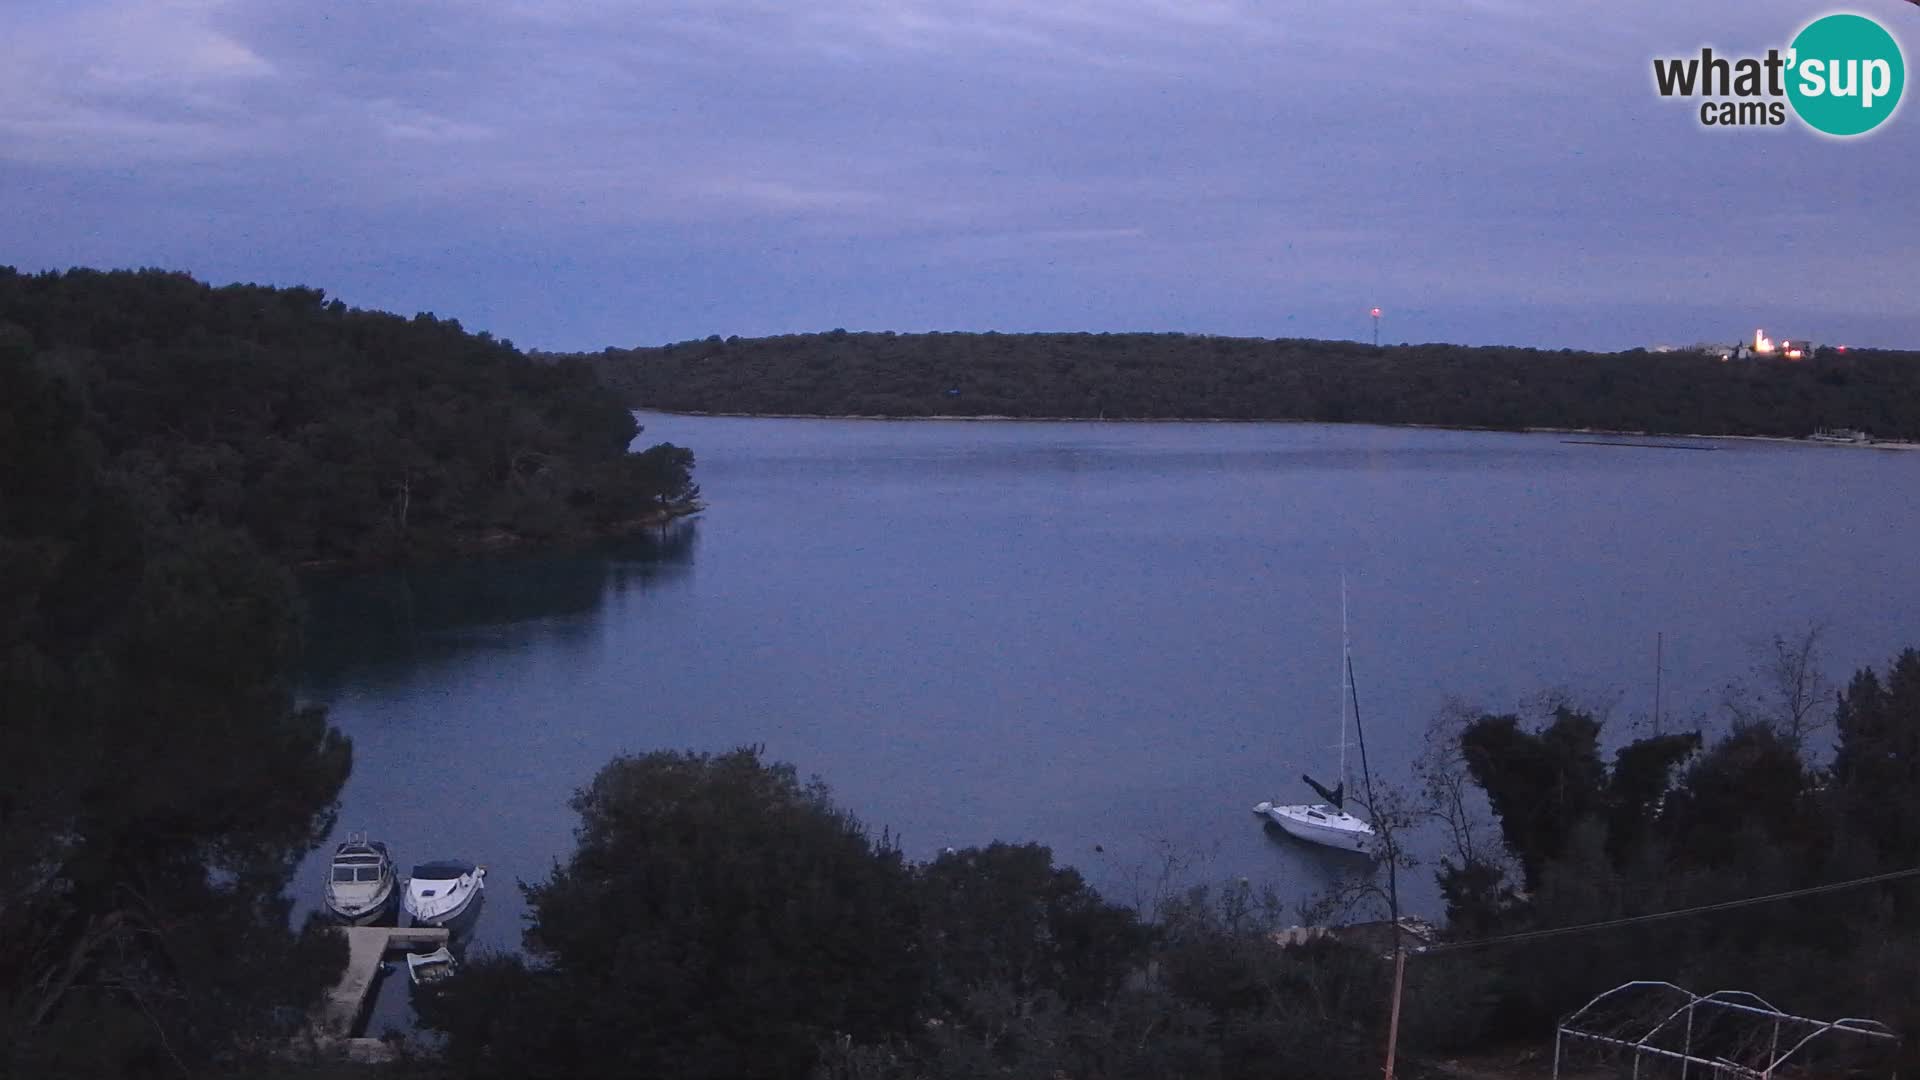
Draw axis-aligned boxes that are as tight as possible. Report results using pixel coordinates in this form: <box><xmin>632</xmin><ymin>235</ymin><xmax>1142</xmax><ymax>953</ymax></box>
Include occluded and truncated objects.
<box><xmin>406</xmin><ymin>946</ymin><xmax>457</xmax><ymax>986</ymax></box>
<box><xmin>403</xmin><ymin>860</ymin><xmax>486</xmax><ymax>927</ymax></box>
<box><xmin>324</xmin><ymin>832</ymin><xmax>398</xmax><ymax>924</ymax></box>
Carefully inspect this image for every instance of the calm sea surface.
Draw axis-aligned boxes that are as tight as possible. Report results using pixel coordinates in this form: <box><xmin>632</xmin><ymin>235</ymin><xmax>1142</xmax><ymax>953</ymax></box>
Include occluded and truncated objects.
<box><xmin>295</xmin><ymin>415</ymin><xmax>1920</xmax><ymax>1029</ymax></box>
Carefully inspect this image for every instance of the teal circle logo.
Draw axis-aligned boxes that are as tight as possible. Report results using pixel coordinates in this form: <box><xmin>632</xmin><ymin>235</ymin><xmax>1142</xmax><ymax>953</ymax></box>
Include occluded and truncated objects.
<box><xmin>1787</xmin><ymin>14</ymin><xmax>1905</xmax><ymax>136</ymax></box>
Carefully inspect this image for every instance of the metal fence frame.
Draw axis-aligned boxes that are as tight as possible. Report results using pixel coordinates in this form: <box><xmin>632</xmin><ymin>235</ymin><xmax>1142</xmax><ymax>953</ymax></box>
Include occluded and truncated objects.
<box><xmin>1554</xmin><ymin>981</ymin><xmax>1899</xmax><ymax>1080</ymax></box>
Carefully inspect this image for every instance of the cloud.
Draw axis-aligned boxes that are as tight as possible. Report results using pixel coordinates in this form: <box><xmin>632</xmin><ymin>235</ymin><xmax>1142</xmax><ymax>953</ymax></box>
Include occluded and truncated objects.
<box><xmin>0</xmin><ymin>0</ymin><xmax>280</xmax><ymax>161</ymax></box>
<box><xmin>0</xmin><ymin>0</ymin><xmax>1913</xmax><ymax>350</ymax></box>
<box><xmin>59</xmin><ymin>0</ymin><xmax>276</xmax><ymax>84</ymax></box>
<box><xmin>372</xmin><ymin>104</ymin><xmax>493</xmax><ymax>145</ymax></box>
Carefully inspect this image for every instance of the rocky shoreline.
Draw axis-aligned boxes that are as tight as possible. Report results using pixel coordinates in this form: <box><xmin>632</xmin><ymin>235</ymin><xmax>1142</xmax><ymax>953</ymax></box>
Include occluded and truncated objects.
<box><xmin>294</xmin><ymin>502</ymin><xmax>704</xmax><ymax>574</ymax></box>
<box><xmin>647</xmin><ymin>410</ymin><xmax>1920</xmax><ymax>450</ymax></box>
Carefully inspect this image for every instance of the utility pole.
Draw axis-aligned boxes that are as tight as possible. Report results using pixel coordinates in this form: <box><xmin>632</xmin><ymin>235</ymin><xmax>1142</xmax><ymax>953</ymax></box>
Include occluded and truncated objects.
<box><xmin>1385</xmin><ymin>943</ymin><xmax>1407</xmax><ymax>1080</ymax></box>
<box><xmin>1348</xmin><ymin>653</ymin><xmax>1404</xmax><ymax>1080</ymax></box>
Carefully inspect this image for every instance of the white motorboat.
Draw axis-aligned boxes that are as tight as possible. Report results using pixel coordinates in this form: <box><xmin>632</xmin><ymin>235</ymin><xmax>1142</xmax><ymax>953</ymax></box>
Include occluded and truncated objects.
<box><xmin>1252</xmin><ymin>577</ymin><xmax>1378</xmax><ymax>855</ymax></box>
<box><xmin>403</xmin><ymin>860</ymin><xmax>486</xmax><ymax>927</ymax></box>
<box><xmin>323</xmin><ymin>832</ymin><xmax>397</xmax><ymax>924</ymax></box>
<box><xmin>406</xmin><ymin>945</ymin><xmax>457</xmax><ymax>986</ymax></box>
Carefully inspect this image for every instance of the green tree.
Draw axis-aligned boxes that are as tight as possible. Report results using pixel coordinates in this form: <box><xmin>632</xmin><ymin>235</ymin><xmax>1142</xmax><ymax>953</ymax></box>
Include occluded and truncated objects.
<box><xmin>426</xmin><ymin>747</ymin><xmax>922</xmax><ymax>1080</ymax></box>
<box><xmin>1660</xmin><ymin>723</ymin><xmax>1813</xmax><ymax>869</ymax></box>
<box><xmin>917</xmin><ymin>842</ymin><xmax>1148</xmax><ymax>1010</ymax></box>
<box><xmin>1603</xmin><ymin>731</ymin><xmax>1702</xmax><ymax>864</ymax></box>
<box><xmin>0</xmin><ymin>341</ymin><xmax>352</xmax><ymax>1076</ymax></box>
<box><xmin>1832</xmin><ymin>651</ymin><xmax>1920</xmax><ymax>868</ymax></box>
<box><xmin>1459</xmin><ymin>706</ymin><xmax>1608</xmax><ymax>889</ymax></box>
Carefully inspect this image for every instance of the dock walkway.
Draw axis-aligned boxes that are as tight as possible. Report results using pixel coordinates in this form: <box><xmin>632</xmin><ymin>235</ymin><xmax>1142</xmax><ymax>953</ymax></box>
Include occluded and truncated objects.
<box><xmin>312</xmin><ymin>925</ymin><xmax>448</xmax><ymax>1039</ymax></box>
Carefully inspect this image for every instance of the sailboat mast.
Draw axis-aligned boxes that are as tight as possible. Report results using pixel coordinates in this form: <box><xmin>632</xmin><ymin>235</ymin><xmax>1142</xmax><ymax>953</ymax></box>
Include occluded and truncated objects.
<box><xmin>1654</xmin><ymin>632</ymin><xmax>1664</xmax><ymax>735</ymax></box>
<box><xmin>1340</xmin><ymin>574</ymin><xmax>1351</xmax><ymax>794</ymax></box>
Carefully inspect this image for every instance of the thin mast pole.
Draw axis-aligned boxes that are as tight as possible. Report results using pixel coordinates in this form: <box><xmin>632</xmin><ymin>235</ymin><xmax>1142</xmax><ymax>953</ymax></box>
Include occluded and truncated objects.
<box><xmin>1654</xmin><ymin>632</ymin><xmax>1663</xmax><ymax>735</ymax></box>
<box><xmin>1349</xmin><ymin>655</ymin><xmax>1384</xmax><ymax>885</ymax></box>
<box><xmin>1340</xmin><ymin>573</ymin><xmax>1351</xmax><ymax>794</ymax></box>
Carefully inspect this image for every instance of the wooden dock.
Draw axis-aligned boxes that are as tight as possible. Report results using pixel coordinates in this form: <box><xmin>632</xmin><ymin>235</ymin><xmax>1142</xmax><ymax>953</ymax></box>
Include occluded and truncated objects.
<box><xmin>312</xmin><ymin>925</ymin><xmax>449</xmax><ymax>1039</ymax></box>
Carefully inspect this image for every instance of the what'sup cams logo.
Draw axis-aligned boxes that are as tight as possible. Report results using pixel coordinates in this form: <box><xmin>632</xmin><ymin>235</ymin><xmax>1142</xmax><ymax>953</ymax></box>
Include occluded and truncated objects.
<box><xmin>1653</xmin><ymin>13</ymin><xmax>1906</xmax><ymax>136</ymax></box>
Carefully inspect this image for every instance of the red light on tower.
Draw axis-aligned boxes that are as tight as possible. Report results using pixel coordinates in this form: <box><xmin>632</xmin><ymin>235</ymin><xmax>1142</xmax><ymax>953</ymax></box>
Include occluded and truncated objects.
<box><xmin>1370</xmin><ymin>307</ymin><xmax>1382</xmax><ymax>347</ymax></box>
<box><xmin>1370</xmin><ymin>308</ymin><xmax>1382</xmax><ymax>318</ymax></box>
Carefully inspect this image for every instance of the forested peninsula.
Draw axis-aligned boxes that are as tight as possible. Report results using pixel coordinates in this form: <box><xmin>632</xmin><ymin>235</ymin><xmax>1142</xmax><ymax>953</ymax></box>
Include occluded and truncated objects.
<box><xmin>0</xmin><ymin>267</ymin><xmax>699</xmax><ymax>569</ymax></box>
<box><xmin>572</xmin><ymin>331</ymin><xmax>1920</xmax><ymax>439</ymax></box>
<box><xmin>0</xmin><ymin>267</ymin><xmax>698</xmax><ymax>1075</ymax></box>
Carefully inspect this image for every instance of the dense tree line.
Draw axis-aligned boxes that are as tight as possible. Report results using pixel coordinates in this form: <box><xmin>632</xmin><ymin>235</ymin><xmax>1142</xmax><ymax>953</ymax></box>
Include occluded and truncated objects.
<box><xmin>0</xmin><ymin>267</ymin><xmax>699</xmax><ymax>568</ymax></box>
<box><xmin>2</xmin><ymin>338</ymin><xmax>351</xmax><ymax>1076</ymax></box>
<box><xmin>416</xmin><ymin>748</ymin><xmax>1414</xmax><ymax>1080</ymax></box>
<box><xmin>0</xmin><ymin>267</ymin><xmax>701</xmax><ymax>1075</ymax></box>
<box><xmin>573</xmin><ymin>331</ymin><xmax>1920</xmax><ymax>439</ymax></box>
<box><xmin>1410</xmin><ymin>644</ymin><xmax>1920</xmax><ymax>1060</ymax></box>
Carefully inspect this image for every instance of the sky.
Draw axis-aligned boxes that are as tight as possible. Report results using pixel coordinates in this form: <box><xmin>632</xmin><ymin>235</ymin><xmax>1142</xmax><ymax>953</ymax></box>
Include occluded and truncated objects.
<box><xmin>2</xmin><ymin>0</ymin><xmax>1916</xmax><ymax>351</ymax></box>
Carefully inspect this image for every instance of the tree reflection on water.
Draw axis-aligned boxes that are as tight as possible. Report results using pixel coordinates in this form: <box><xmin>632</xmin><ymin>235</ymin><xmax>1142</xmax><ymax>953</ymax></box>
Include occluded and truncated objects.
<box><xmin>298</xmin><ymin>521</ymin><xmax>697</xmax><ymax>695</ymax></box>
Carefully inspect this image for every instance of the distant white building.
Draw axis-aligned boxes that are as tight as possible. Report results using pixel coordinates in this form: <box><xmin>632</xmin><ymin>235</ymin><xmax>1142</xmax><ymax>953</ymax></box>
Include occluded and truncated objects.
<box><xmin>1749</xmin><ymin>328</ymin><xmax>1820</xmax><ymax>359</ymax></box>
<box><xmin>1647</xmin><ymin>331</ymin><xmax>1822</xmax><ymax>361</ymax></box>
<box><xmin>1646</xmin><ymin>342</ymin><xmax>1735</xmax><ymax>358</ymax></box>
<box><xmin>1707</xmin><ymin>329</ymin><xmax>1821</xmax><ymax>361</ymax></box>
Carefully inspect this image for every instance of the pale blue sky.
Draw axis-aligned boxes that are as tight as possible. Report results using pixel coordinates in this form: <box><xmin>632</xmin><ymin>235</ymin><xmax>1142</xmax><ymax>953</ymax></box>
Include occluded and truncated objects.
<box><xmin>2</xmin><ymin>0</ymin><xmax>1915</xmax><ymax>350</ymax></box>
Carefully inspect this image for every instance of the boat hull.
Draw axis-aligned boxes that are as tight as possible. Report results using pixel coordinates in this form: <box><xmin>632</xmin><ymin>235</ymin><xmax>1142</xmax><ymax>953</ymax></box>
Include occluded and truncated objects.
<box><xmin>325</xmin><ymin>880</ymin><xmax>397</xmax><ymax>925</ymax></box>
<box><xmin>404</xmin><ymin>893</ymin><xmax>477</xmax><ymax>927</ymax></box>
<box><xmin>407</xmin><ymin>946</ymin><xmax>457</xmax><ymax>986</ymax></box>
<box><xmin>404</xmin><ymin>869</ymin><xmax>485</xmax><ymax>928</ymax></box>
<box><xmin>1260</xmin><ymin>803</ymin><xmax>1375</xmax><ymax>854</ymax></box>
<box><xmin>324</xmin><ymin>835</ymin><xmax>397</xmax><ymax>924</ymax></box>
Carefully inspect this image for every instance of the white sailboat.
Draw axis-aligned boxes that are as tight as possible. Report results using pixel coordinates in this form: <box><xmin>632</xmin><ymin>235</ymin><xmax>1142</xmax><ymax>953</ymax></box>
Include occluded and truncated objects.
<box><xmin>1253</xmin><ymin>578</ymin><xmax>1377</xmax><ymax>855</ymax></box>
